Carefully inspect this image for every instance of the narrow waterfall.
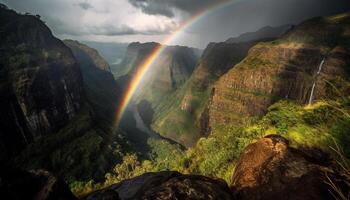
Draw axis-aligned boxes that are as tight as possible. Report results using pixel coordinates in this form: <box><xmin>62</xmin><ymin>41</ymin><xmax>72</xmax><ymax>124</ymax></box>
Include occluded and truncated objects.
<box><xmin>308</xmin><ymin>58</ymin><xmax>325</xmax><ymax>105</ymax></box>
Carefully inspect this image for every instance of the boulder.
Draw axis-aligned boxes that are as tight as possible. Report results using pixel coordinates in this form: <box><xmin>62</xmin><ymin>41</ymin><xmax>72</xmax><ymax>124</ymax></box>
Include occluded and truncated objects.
<box><xmin>84</xmin><ymin>171</ymin><xmax>234</xmax><ymax>200</ymax></box>
<box><xmin>0</xmin><ymin>167</ymin><xmax>77</xmax><ymax>200</ymax></box>
<box><xmin>231</xmin><ymin>135</ymin><xmax>332</xmax><ymax>200</ymax></box>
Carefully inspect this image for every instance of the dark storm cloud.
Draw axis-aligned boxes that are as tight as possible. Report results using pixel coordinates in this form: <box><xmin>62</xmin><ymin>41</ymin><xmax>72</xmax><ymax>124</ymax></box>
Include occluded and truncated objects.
<box><xmin>1</xmin><ymin>0</ymin><xmax>350</xmax><ymax>47</ymax></box>
<box><xmin>128</xmin><ymin>0</ymin><xmax>226</xmax><ymax>17</ymax></box>
<box><xmin>88</xmin><ymin>24</ymin><xmax>172</xmax><ymax>36</ymax></box>
<box><xmin>77</xmin><ymin>2</ymin><xmax>93</xmax><ymax>10</ymax></box>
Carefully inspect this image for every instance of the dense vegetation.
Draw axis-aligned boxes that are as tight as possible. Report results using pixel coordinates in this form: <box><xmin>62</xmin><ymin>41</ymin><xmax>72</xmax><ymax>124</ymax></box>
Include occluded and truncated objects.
<box><xmin>70</xmin><ymin>95</ymin><xmax>350</xmax><ymax>197</ymax></box>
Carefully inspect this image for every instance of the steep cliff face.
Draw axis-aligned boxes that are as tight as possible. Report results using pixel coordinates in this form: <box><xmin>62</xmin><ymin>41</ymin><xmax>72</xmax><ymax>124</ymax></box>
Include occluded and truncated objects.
<box><xmin>113</xmin><ymin>42</ymin><xmax>159</xmax><ymax>77</ymax></box>
<box><xmin>64</xmin><ymin>40</ymin><xmax>110</xmax><ymax>71</ymax></box>
<box><xmin>208</xmin><ymin>13</ymin><xmax>350</xmax><ymax>129</ymax></box>
<box><xmin>135</xmin><ymin>44</ymin><xmax>199</xmax><ymax>105</ymax></box>
<box><xmin>0</xmin><ymin>7</ymin><xmax>83</xmax><ymax>160</ymax></box>
<box><xmin>63</xmin><ymin>40</ymin><xmax>119</xmax><ymax>122</ymax></box>
<box><xmin>113</xmin><ymin>42</ymin><xmax>200</xmax><ymax>129</ymax></box>
<box><xmin>0</xmin><ymin>7</ymin><xmax>134</xmax><ymax>181</ymax></box>
<box><xmin>115</xmin><ymin>42</ymin><xmax>199</xmax><ymax>93</ymax></box>
<box><xmin>152</xmin><ymin>36</ymin><xmax>281</xmax><ymax>146</ymax></box>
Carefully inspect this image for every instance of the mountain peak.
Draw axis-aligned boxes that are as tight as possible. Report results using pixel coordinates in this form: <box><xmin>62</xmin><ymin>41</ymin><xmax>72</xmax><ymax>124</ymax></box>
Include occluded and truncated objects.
<box><xmin>226</xmin><ymin>25</ymin><xmax>292</xmax><ymax>44</ymax></box>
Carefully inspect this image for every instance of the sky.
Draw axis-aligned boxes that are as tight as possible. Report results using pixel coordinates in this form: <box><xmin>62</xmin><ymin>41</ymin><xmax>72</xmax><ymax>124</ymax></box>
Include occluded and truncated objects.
<box><xmin>1</xmin><ymin>0</ymin><xmax>350</xmax><ymax>48</ymax></box>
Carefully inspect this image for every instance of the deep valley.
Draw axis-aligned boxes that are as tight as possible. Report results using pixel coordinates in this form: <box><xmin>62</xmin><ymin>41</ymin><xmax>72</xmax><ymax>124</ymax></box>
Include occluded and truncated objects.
<box><xmin>1</xmin><ymin>1</ymin><xmax>350</xmax><ymax>200</ymax></box>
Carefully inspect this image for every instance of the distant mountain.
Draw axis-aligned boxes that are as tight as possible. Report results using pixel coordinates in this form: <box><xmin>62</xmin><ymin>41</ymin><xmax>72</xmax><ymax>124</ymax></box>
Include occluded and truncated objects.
<box><xmin>113</xmin><ymin>42</ymin><xmax>201</xmax><ymax>129</ymax></box>
<box><xmin>134</xmin><ymin>43</ymin><xmax>200</xmax><ymax>99</ymax></box>
<box><xmin>113</xmin><ymin>42</ymin><xmax>159</xmax><ymax>78</ymax></box>
<box><xmin>225</xmin><ymin>25</ymin><xmax>292</xmax><ymax>43</ymax></box>
<box><xmin>81</xmin><ymin>41</ymin><xmax>128</xmax><ymax>65</ymax></box>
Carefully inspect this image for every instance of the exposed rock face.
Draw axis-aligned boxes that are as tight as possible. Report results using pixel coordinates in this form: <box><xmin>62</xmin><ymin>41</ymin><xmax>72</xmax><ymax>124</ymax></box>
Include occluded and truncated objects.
<box><xmin>231</xmin><ymin>135</ymin><xmax>332</xmax><ymax>200</ymax></box>
<box><xmin>64</xmin><ymin>40</ymin><xmax>120</xmax><ymax>122</ymax></box>
<box><xmin>0</xmin><ymin>6</ymin><xmax>83</xmax><ymax>160</ymax></box>
<box><xmin>209</xmin><ymin>13</ymin><xmax>350</xmax><ymax>127</ymax></box>
<box><xmin>63</xmin><ymin>40</ymin><xmax>111</xmax><ymax>71</ymax></box>
<box><xmin>115</xmin><ymin>42</ymin><xmax>200</xmax><ymax>81</ymax></box>
<box><xmin>114</xmin><ymin>42</ymin><xmax>159</xmax><ymax>77</ymax></box>
<box><xmin>84</xmin><ymin>171</ymin><xmax>234</xmax><ymax>200</ymax></box>
<box><xmin>0</xmin><ymin>167</ymin><xmax>77</xmax><ymax>200</ymax></box>
<box><xmin>12</xmin><ymin>39</ymin><xmax>127</xmax><ymax>181</ymax></box>
<box><xmin>116</xmin><ymin>42</ymin><xmax>200</xmax><ymax>99</ymax></box>
<box><xmin>80</xmin><ymin>41</ymin><xmax>128</xmax><ymax>67</ymax></box>
<box><xmin>137</xmin><ymin>44</ymin><xmax>199</xmax><ymax>98</ymax></box>
<box><xmin>114</xmin><ymin>42</ymin><xmax>200</xmax><ymax>146</ymax></box>
<box><xmin>152</xmin><ymin>41</ymin><xmax>267</xmax><ymax>146</ymax></box>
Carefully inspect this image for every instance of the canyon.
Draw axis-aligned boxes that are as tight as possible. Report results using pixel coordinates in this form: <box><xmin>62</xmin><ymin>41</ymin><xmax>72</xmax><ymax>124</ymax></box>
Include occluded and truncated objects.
<box><xmin>0</xmin><ymin>3</ymin><xmax>350</xmax><ymax>200</ymax></box>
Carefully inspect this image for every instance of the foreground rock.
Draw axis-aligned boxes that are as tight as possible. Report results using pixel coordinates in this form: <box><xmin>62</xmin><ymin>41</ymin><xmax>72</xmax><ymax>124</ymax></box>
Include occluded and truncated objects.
<box><xmin>84</xmin><ymin>171</ymin><xmax>234</xmax><ymax>200</ymax></box>
<box><xmin>231</xmin><ymin>135</ymin><xmax>332</xmax><ymax>200</ymax></box>
<box><xmin>0</xmin><ymin>167</ymin><xmax>77</xmax><ymax>200</ymax></box>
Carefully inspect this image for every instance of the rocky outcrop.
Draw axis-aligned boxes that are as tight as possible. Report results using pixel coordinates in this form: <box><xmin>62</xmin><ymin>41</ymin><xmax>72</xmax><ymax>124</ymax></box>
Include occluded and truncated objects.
<box><xmin>84</xmin><ymin>171</ymin><xmax>234</xmax><ymax>200</ymax></box>
<box><xmin>0</xmin><ymin>167</ymin><xmax>77</xmax><ymax>200</ymax></box>
<box><xmin>0</xmin><ymin>6</ymin><xmax>83</xmax><ymax>161</ymax></box>
<box><xmin>231</xmin><ymin>135</ymin><xmax>332</xmax><ymax>200</ymax></box>
<box><xmin>209</xmin><ymin>13</ymin><xmax>350</xmax><ymax>127</ymax></box>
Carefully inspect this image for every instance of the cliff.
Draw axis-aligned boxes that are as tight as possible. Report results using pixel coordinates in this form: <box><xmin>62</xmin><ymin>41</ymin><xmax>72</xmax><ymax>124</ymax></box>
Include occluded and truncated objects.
<box><xmin>114</xmin><ymin>42</ymin><xmax>200</xmax><ymax>131</ymax></box>
<box><xmin>151</xmin><ymin>41</ymin><xmax>257</xmax><ymax>146</ymax></box>
<box><xmin>64</xmin><ymin>40</ymin><xmax>111</xmax><ymax>71</ymax></box>
<box><xmin>63</xmin><ymin>40</ymin><xmax>119</xmax><ymax>122</ymax></box>
<box><xmin>0</xmin><ymin>7</ymin><xmax>136</xmax><ymax>181</ymax></box>
<box><xmin>208</xmin><ymin>13</ymin><xmax>350</xmax><ymax>129</ymax></box>
<box><xmin>0</xmin><ymin>6</ymin><xmax>83</xmax><ymax>161</ymax></box>
<box><xmin>134</xmin><ymin>44</ymin><xmax>200</xmax><ymax>106</ymax></box>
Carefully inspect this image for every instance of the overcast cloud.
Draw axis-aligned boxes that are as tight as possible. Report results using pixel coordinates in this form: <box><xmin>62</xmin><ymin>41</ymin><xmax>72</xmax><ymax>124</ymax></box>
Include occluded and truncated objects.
<box><xmin>1</xmin><ymin>0</ymin><xmax>349</xmax><ymax>48</ymax></box>
<box><xmin>128</xmin><ymin>0</ymin><xmax>227</xmax><ymax>17</ymax></box>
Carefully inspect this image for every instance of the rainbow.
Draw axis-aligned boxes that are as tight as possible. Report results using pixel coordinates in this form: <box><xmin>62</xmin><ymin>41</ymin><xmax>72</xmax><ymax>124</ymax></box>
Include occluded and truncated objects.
<box><xmin>113</xmin><ymin>0</ymin><xmax>239</xmax><ymax>127</ymax></box>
